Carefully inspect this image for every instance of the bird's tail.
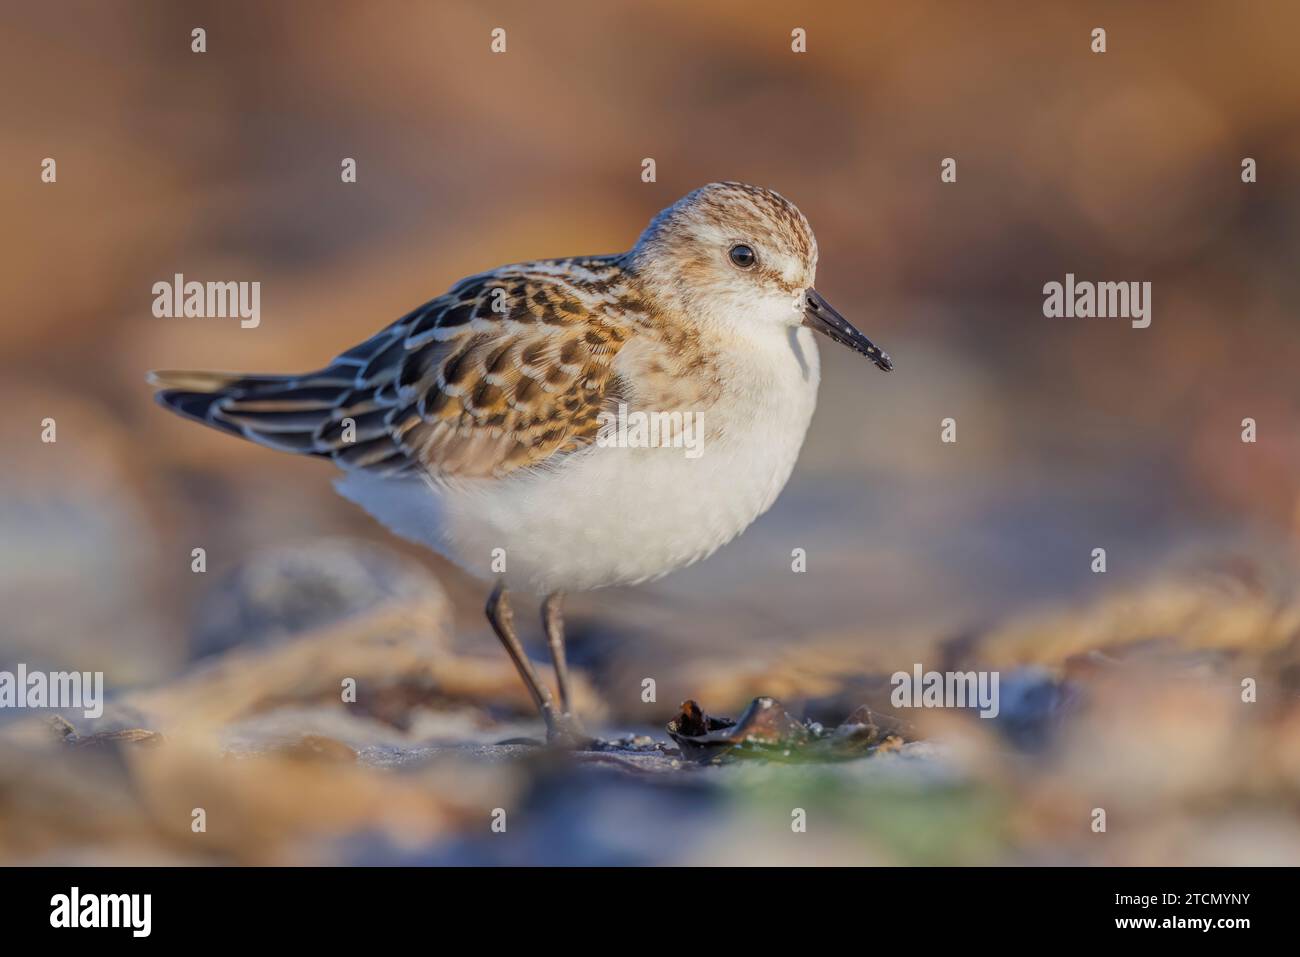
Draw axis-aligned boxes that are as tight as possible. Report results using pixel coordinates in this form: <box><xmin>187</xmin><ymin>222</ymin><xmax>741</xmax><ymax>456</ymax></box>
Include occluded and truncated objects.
<box><xmin>148</xmin><ymin>367</ymin><xmax>355</xmax><ymax>455</ymax></box>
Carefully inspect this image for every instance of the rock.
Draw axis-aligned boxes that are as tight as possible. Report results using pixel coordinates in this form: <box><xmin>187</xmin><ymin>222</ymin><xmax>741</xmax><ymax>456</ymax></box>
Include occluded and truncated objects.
<box><xmin>666</xmin><ymin>697</ymin><xmax>907</xmax><ymax>763</ymax></box>
<box><xmin>191</xmin><ymin>539</ymin><xmax>446</xmax><ymax>659</ymax></box>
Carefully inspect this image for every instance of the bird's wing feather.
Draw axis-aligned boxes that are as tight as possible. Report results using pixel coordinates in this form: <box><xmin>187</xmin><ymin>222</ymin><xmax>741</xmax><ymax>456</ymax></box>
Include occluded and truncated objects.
<box><xmin>152</xmin><ymin>256</ymin><xmax>640</xmax><ymax>480</ymax></box>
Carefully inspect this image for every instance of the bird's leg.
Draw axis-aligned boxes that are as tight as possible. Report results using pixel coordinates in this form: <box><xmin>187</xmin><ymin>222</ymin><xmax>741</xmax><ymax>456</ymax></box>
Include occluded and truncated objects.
<box><xmin>543</xmin><ymin>591</ymin><xmax>581</xmax><ymax>721</ymax></box>
<box><xmin>485</xmin><ymin>581</ymin><xmax>559</xmax><ymax>734</ymax></box>
<box><xmin>541</xmin><ymin>592</ymin><xmax>592</xmax><ymax>747</ymax></box>
<box><xmin>485</xmin><ymin>582</ymin><xmax>589</xmax><ymax>746</ymax></box>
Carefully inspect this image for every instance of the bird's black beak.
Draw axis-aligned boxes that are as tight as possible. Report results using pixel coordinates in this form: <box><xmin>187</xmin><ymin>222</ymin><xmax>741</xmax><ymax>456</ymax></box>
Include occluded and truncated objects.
<box><xmin>801</xmin><ymin>287</ymin><xmax>893</xmax><ymax>371</ymax></box>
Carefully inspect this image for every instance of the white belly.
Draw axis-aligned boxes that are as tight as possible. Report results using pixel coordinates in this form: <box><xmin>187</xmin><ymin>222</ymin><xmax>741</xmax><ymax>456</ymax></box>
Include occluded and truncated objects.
<box><xmin>335</xmin><ymin>328</ymin><xmax>821</xmax><ymax>595</ymax></box>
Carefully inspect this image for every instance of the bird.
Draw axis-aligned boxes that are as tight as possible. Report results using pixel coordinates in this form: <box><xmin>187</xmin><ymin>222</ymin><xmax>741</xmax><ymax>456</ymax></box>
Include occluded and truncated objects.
<box><xmin>150</xmin><ymin>182</ymin><xmax>893</xmax><ymax>745</ymax></box>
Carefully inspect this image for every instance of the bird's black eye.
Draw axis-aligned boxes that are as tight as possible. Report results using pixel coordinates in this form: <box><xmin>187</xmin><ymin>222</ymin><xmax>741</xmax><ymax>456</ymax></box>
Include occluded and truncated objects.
<box><xmin>728</xmin><ymin>244</ymin><xmax>756</xmax><ymax>269</ymax></box>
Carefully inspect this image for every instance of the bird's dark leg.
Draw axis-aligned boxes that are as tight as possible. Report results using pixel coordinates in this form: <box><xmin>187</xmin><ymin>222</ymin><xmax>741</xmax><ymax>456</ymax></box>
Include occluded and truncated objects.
<box><xmin>542</xmin><ymin>591</ymin><xmax>574</xmax><ymax>718</ymax></box>
<box><xmin>485</xmin><ymin>582</ymin><xmax>589</xmax><ymax>746</ymax></box>
<box><xmin>485</xmin><ymin>581</ymin><xmax>559</xmax><ymax>733</ymax></box>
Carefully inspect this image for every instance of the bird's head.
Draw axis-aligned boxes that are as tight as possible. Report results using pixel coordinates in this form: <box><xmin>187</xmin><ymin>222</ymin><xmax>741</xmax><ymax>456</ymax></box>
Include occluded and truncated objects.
<box><xmin>629</xmin><ymin>182</ymin><xmax>892</xmax><ymax>370</ymax></box>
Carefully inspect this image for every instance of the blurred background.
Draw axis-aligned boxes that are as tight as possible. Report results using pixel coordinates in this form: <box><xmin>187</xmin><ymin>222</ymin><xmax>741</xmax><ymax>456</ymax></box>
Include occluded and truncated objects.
<box><xmin>2</xmin><ymin>0</ymin><xmax>1299</xmax><ymax>865</ymax></box>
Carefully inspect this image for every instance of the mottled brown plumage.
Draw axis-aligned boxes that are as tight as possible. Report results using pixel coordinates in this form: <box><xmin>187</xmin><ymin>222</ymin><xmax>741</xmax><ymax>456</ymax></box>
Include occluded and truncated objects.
<box><xmin>152</xmin><ymin>255</ymin><xmax>646</xmax><ymax>479</ymax></box>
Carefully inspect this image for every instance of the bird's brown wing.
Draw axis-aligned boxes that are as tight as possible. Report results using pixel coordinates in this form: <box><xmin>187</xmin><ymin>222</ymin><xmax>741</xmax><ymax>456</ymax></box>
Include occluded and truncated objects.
<box><xmin>151</xmin><ymin>256</ymin><xmax>638</xmax><ymax>480</ymax></box>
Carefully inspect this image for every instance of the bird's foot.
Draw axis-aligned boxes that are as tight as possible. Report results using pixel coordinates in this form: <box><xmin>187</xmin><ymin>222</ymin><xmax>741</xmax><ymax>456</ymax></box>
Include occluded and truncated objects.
<box><xmin>544</xmin><ymin>711</ymin><xmax>599</xmax><ymax>750</ymax></box>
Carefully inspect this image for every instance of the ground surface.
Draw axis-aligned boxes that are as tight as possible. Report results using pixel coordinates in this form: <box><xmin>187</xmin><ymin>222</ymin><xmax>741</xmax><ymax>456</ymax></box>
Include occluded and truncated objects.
<box><xmin>3</xmin><ymin>539</ymin><xmax>1298</xmax><ymax>865</ymax></box>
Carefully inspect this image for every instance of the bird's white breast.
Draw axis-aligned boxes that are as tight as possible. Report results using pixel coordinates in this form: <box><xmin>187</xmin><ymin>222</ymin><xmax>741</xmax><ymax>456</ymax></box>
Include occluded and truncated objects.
<box><xmin>335</xmin><ymin>326</ymin><xmax>821</xmax><ymax>594</ymax></box>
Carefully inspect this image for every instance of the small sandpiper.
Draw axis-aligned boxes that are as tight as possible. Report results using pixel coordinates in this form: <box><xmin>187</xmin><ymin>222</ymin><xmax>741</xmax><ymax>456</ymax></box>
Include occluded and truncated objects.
<box><xmin>151</xmin><ymin>182</ymin><xmax>893</xmax><ymax>743</ymax></box>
